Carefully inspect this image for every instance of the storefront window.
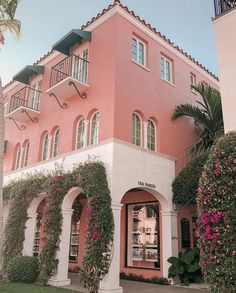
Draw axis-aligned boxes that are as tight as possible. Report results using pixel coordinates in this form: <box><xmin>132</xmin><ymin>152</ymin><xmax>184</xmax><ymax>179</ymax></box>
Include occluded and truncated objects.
<box><xmin>126</xmin><ymin>202</ymin><xmax>160</xmax><ymax>269</ymax></box>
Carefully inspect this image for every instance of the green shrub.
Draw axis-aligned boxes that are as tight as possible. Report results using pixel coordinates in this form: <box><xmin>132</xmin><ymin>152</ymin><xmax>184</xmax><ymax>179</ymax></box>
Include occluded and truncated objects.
<box><xmin>6</xmin><ymin>256</ymin><xmax>39</xmax><ymax>283</ymax></box>
<box><xmin>172</xmin><ymin>152</ymin><xmax>208</xmax><ymax>205</ymax></box>
<box><xmin>120</xmin><ymin>272</ymin><xmax>169</xmax><ymax>285</ymax></box>
<box><xmin>197</xmin><ymin>132</ymin><xmax>236</xmax><ymax>293</ymax></box>
<box><xmin>168</xmin><ymin>249</ymin><xmax>201</xmax><ymax>285</ymax></box>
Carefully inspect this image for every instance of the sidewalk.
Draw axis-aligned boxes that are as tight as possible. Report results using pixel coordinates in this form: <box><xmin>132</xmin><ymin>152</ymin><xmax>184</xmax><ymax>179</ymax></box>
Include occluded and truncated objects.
<box><xmin>66</xmin><ymin>274</ymin><xmax>208</xmax><ymax>293</ymax></box>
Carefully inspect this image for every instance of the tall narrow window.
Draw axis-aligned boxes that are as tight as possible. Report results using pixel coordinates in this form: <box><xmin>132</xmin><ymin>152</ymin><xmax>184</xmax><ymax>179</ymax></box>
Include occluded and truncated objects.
<box><xmin>132</xmin><ymin>36</ymin><xmax>146</xmax><ymax>66</ymax></box>
<box><xmin>52</xmin><ymin>128</ymin><xmax>60</xmax><ymax>158</ymax></box>
<box><xmin>42</xmin><ymin>133</ymin><xmax>49</xmax><ymax>161</ymax></box>
<box><xmin>190</xmin><ymin>73</ymin><xmax>196</xmax><ymax>91</ymax></box>
<box><xmin>181</xmin><ymin>218</ymin><xmax>191</xmax><ymax>248</ymax></box>
<box><xmin>90</xmin><ymin>112</ymin><xmax>99</xmax><ymax>145</ymax></box>
<box><xmin>76</xmin><ymin>118</ymin><xmax>85</xmax><ymax>149</ymax></box>
<box><xmin>160</xmin><ymin>56</ymin><xmax>173</xmax><ymax>83</ymax></box>
<box><xmin>15</xmin><ymin>145</ymin><xmax>21</xmax><ymax>170</ymax></box>
<box><xmin>132</xmin><ymin>113</ymin><xmax>142</xmax><ymax>146</ymax></box>
<box><xmin>147</xmin><ymin>120</ymin><xmax>156</xmax><ymax>151</ymax></box>
<box><xmin>22</xmin><ymin>142</ymin><xmax>30</xmax><ymax>167</ymax></box>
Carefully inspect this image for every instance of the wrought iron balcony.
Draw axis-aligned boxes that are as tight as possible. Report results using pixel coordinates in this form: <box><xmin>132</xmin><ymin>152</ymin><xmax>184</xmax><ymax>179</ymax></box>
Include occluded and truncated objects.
<box><xmin>214</xmin><ymin>0</ymin><xmax>236</xmax><ymax>17</ymax></box>
<box><xmin>6</xmin><ymin>86</ymin><xmax>41</xmax><ymax>127</ymax></box>
<box><xmin>47</xmin><ymin>54</ymin><xmax>89</xmax><ymax>106</ymax></box>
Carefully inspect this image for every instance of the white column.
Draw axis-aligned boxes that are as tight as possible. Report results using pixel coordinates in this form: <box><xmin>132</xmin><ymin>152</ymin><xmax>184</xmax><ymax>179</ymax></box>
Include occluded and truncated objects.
<box><xmin>143</xmin><ymin>121</ymin><xmax>148</xmax><ymax>149</ymax></box>
<box><xmin>161</xmin><ymin>211</ymin><xmax>178</xmax><ymax>278</ymax></box>
<box><xmin>48</xmin><ymin>208</ymin><xmax>73</xmax><ymax>287</ymax></box>
<box><xmin>23</xmin><ymin>213</ymin><xmax>37</xmax><ymax>256</ymax></box>
<box><xmin>99</xmin><ymin>202</ymin><xmax>123</xmax><ymax>293</ymax></box>
<box><xmin>84</xmin><ymin>120</ymin><xmax>89</xmax><ymax>147</ymax></box>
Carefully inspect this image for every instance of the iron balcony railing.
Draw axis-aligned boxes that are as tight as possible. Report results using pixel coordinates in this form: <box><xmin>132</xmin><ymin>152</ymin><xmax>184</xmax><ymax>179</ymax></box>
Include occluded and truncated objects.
<box><xmin>214</xmin><ymin>0</ymin><xmax>236</xmax><ymax>17</ymax></box>
<box><xmin>8</xmin><ymin>86</ymin><xmax>41</xmax><ymax>114</ymax></box>
<box><xmin>50</xmin><ymin>54</ymin><xmax>89</xmax><ymax>88</ymax></box>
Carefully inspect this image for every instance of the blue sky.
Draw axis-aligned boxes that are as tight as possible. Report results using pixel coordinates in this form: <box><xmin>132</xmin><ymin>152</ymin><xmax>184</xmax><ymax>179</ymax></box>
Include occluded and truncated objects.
<box><xmin>0</xmin><ymin>0</ymin><xmax>218</xmax><ymax>85</ymax></box>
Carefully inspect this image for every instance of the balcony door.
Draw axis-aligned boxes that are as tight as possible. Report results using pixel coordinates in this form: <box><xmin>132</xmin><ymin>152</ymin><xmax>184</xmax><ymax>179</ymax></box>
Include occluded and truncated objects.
<box><xmin>72</xmin><ymin>48</ymin><xmax>88</xmax><ymax>84</ymax></box>
<box><xmin>28</xmin><ymin>80</ymin><xmax>42</xmax><ymax>111</ymax></box>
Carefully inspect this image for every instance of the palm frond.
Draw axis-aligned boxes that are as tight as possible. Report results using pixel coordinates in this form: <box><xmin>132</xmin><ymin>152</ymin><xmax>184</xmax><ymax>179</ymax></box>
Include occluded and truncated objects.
<box><xmin>0</xmin><ymin>18</ymin><xmax>20</xmax><ymax>38</ymax></box>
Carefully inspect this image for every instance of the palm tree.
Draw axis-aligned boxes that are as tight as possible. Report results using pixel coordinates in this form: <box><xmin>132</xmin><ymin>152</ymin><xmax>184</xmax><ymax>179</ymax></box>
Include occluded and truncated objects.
<box><xmin>0</xmin><ymin>0</ymin><xmax>21</xmax><ymax>272</ymax></box>
<box><xmin>172</xmin><ymin>82</ymin><xmax>224</xmax><ymax>156</ymax></box>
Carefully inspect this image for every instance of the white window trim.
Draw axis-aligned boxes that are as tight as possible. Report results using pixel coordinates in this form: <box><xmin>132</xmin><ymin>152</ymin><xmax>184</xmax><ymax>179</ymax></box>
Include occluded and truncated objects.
<box><xmin>147</xmin><ymin>119</ymin><xmax>156</xmax><ymax>152</ymax></box>
<box><xmin>76</xmin><ymin>118</ymin><xmax>85</xmax><ymax>149</ymax></box>
<box><xmin>42</xmin><ymin>133</ymin><xmax>50</xmax><ymax>161</ymax></box>
<box><xmin>52</xmin><ymin>128</ymin><xmax>60</xmax><ymax>157</ymax></box>
<box><xmin>132</xmin><ymin>112</ymin><xmax>143</xmax><ymax>147</ymax></box>
<box><xmin>132</xmin><ymin>36</ymin><xmax>147</xmax><ymax>67</ymax></box>
<box><xmin>160</xmin><ymin>55</ymin><xmax>174</xmax><ymax>84</ymax></box>
<box><xmin>90</xmin><ymin>112</ymin><xmax>100</xmax><ymax>145</ymax></box>
<box><xmin>190</xmin><ymin>73</ymin><xmax>197</xmax><ymax>94</ymax></box>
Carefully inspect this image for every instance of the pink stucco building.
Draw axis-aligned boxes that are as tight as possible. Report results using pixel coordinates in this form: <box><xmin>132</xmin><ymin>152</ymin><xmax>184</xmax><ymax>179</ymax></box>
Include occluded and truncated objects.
<box><xmin>3</xmin><ymin>1</ymin><xmax>219</xmax><ymax>292</ymax></box>
<box><xmin>213</xmin><ymin>0</ymin><xmax>236</xmax><ymax>133</ymax></box>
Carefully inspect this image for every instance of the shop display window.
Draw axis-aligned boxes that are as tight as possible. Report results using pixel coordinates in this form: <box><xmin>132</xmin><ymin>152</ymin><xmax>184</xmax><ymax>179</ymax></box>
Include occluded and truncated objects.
<box><xmin>126</xmin><ymin>202</ymin><xmax>160</xmax><ymax>269</ymax></box>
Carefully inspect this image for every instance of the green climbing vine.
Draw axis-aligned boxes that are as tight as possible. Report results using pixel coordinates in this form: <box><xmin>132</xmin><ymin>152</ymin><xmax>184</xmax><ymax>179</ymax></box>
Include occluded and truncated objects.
<box><xmin>3</xmin><ymin>161</ymin><xmax>114</xmax><ymax>293</ymax></box>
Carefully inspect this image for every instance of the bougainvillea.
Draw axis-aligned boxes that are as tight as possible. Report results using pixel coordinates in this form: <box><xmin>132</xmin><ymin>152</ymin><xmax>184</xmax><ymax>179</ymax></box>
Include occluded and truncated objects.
<box><xmin>3</xmin><ymin>161</ymin><xmax>114</xmax><ymax>292</ymax></box>
<box><xmin>197</xmin><ymin>132</ymin><xmax>236</xmax><ymax>293</ymax></box>
<box><xmin>78</xmin><ymin>162</ymin><xmax>114</xmax><ymax>293</ymax></box>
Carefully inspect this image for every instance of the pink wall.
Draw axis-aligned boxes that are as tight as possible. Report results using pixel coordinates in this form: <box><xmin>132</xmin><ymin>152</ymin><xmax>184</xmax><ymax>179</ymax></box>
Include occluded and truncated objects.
<box><xmin>213</xmin><ymin>9</ymin><xmax>236</xmax><ymax>133</ymax></box>
<box><xmin>4</xmin><ymin>9</ymin><xmax>218</xmax><ymax>175</ymax></box>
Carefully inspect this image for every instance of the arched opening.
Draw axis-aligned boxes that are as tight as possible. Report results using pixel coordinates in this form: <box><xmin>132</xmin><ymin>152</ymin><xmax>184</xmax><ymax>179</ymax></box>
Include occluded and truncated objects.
<box><xmin>33</xmin><ymin>198</ymin><xmax>47</xmax><ymax>257</ymax></box>
<box><xmin>120</xmin><ymin>188</ymin><xmax>166</xmax><ymax>279</ymax></box>
<box><xmin>68</xmin><ymin>193</ymin><xmax>88</xmax><ymax>273</ymax></box>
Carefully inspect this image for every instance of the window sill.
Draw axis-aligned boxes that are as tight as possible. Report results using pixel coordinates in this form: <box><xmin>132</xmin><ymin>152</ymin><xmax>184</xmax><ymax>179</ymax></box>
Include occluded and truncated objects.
<box><xmin>161</xmin><ymin>78</ymin><xmax>175</xmax><ymax>87</ymax></box>
<box><xmin>132</xmin><ymin>60</ymin><xmax>150</xmax><ymax>72</ymax></box>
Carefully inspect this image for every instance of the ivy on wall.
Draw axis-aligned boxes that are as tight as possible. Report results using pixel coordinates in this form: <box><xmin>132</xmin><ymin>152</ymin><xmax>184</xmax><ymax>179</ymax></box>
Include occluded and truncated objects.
<box><xmin>172</xmin><ymin>152</ymin><xmax>208</xmax><ymax>205</ymax></box>
<box><xmin>197</xmin><ymin>132</ymin><xmax>236</xmax><ymax>293</ymax></box>
<box><xmin>3</xmin><ymin>174</ymin><xmax>49</xmax><ymax>267</ymax></box>
<box><xmin>3</xmin><ymin>161</ymin><xmax>114</xmax><ymax>293</ymax></box>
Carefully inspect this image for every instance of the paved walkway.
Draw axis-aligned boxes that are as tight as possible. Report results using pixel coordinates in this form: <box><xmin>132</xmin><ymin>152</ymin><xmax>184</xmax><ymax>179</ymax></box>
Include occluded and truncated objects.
<box><xmin>66</xmin><ymin>273</ymin><xmax>208</xmax><ymax>293</ymax></box>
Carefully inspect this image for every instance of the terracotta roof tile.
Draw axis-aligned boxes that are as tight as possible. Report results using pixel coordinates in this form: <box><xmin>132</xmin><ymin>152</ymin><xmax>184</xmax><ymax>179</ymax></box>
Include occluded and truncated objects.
<box><xmin>4</xmin><ymin>0</ymin><xmax>218</xmax><ymax>90</ymax></box>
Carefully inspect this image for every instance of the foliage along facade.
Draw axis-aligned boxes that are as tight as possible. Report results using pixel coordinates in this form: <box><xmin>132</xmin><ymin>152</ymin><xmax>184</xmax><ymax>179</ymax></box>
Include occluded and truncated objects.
<box><xmin>3</xmin><ymin>1</ymin><xmax>219</xmax><ymax>292</ymax></box>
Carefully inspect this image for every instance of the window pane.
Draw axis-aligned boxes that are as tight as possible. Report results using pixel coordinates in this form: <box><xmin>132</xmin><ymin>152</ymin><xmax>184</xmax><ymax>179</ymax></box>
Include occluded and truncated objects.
<box><xmin>76</xmin><ymin>119</ymin><xmax>85</xmax><ymax>149</ymax></box>
<box><xmin>139</xmin><ymin>42</ymin><xmax>144</xmax><ymax>65</ymax></box>
<box><xmin>126</xmin><ymin>202</ymin><xmax>160</xmax><ymax>269</ymax></box>
<box><xmin>160</xmin><ymin>58</ymin><xmax>165</xmax><ymax>79</ymax></box>
<box><xmin>90</xmin><ymin>112</ymin><xmax>99</xmax><ymax>145</ymax></box>
<box><xmin>23</xmin><ymin>143</ymin><xmax>30</xmax><ymax>167</ymax></box>
<box><xmin>42</xmin><ymin>134</ymin><xmax>49</xmax><ymax>161</ymax></box>
<box><xmin>132</xmin><ymin>38</ymin><xmax>137</xmax><ymax>61</ymax></box>
<box><xmin>15</xmin><ymin>147</ymin><xmax>21</xmax><ymax>169</ymax></box>
<box><xmin>132</xmin><ymin>113</ymin><xmax>142</xmax><ymax>146</ymax></box>
<box><xmin>165</xmin><ymin>60</ymin><xmax>171</xmax><ymax>82</ymax></box>
<box><xmin>52</xmin><ymin>129</ymin><xmax>60</xmax><ymax>157</ymax></box>
<box><xmin>147</xmin><ymin>120</ymin><xmax>156</xmax><ymax>151</ymax></box>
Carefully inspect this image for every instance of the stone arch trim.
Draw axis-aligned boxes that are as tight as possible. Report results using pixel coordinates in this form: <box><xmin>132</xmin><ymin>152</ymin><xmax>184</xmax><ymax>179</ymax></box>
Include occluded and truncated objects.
<box><xmin>62</xmin><ymin>187</ymin><xmax>84</xmax><ymax>210</ymax></box>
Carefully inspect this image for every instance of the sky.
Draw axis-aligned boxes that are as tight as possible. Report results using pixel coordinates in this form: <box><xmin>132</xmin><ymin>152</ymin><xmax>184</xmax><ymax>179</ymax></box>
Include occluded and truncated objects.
<box><xmin>0</xmin><ymin>0</ymin><xmax>218</xmax><ymax>86</ymax></box>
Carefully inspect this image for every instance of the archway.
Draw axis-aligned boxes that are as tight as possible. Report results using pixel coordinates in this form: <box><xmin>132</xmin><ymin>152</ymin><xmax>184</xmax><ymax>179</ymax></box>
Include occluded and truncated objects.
<box><xmin>23</xmin><ymin>193</ymin><xmax>47</xmax><ymax>256</ymax></box>
<box><xmin>49</xmin><ymin>187</ymin><xmax>86</xmax><ymax>287</ymax></box>
<box><xmin>119</xmin><ymin>187</ymin><xmax>178</xmax><ymax>279</ymax></box>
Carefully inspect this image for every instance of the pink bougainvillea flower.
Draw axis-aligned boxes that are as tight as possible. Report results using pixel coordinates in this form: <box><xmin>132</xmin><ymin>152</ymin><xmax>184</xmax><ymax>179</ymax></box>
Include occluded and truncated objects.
<box><xmin>213</xmin><ymin>169</ymin><xmax>221</xmax><ymax>176</ymax></box>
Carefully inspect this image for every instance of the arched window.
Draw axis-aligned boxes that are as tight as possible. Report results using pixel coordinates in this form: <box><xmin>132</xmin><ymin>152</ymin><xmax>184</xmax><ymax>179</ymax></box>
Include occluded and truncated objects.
<box><xmin>90</xmin><ymin>112</ymin><xmax>99</xmax><ymax>145</ymax></box>
<box><xmin>147</xmin><ymin>120</ymin><xmax>156</xmax><ymax>151</ymax></box>
<box><xmin>22</xmin><ymin>141</ymin><xmax>30</xmax><ymax>167</ymax></box>
<box><xmin>76</xmin><ymin>118</ymin><xmax>85</xmax><ymax>149</ymax></box>
<box><xmin>52</xmin><ymin>128</ymin><xmax>60</xmax><ymax>157</ymax></box>
<box><xmin>132</xmin><ymin>112</ymin><xmax>142</xmax><ymax>146</ymax></box>
<box><xmin>15</xmin><ymin>145</ymin><xmax>21</xmax><ymax>170</ymax></box>
<box><xmin>42</xmin><ymin>133</ymin><xmax>49</xmax><ymax>161</ymax></box>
